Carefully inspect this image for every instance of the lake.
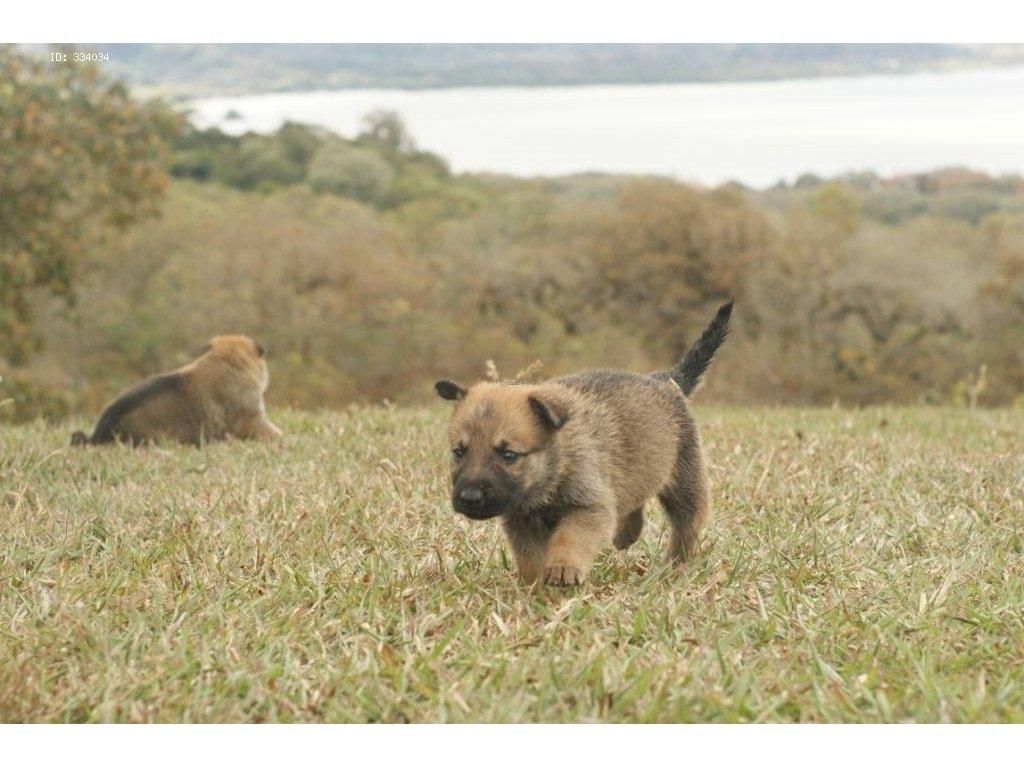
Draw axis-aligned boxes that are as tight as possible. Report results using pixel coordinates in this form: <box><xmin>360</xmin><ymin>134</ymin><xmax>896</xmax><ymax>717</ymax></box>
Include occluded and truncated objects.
<box><xmin>188</xmin><ymin>66</ymin><xmax>1024</xmax><ymax>188</ymax></box>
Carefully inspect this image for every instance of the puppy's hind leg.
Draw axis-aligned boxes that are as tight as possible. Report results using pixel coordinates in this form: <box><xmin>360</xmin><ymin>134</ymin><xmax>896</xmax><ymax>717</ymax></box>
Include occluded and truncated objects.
<box><xmin>251</xmin><ymin>418</ymin><xmax>283</xmax><ymax>440</ymax></box>
<box><xmin>613</xmin><ymin>508</ymin><xmax>644</xmax><ymax>550</ymax></box>
<box><xmin>232</xmin><ymin>414</ymin><xmax>282</xmax><ymax>441</ymax></box>
<box><xmin>658</xmin><ymin>433</ymin><xmax>710</xmax><ymax>564</ymax></box>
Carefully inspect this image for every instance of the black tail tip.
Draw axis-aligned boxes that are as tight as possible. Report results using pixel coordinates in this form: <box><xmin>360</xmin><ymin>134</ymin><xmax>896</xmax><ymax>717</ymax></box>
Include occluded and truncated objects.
<box><xmin>70</xmin><ymin>431</ymin><xmax>89</xmax><ymax>447</ymax></box>
<box><xmin>716</xmin><ymin>299</ymin><xmax>735</xmax><ymax>323</ymax></box>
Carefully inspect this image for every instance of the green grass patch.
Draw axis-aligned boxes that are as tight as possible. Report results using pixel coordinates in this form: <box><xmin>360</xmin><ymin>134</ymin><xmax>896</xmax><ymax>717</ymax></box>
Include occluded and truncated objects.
<box><xmin>1</xmin><ymin>406</ymin><xmax>1022</xmax><ymax>722</ymax></box>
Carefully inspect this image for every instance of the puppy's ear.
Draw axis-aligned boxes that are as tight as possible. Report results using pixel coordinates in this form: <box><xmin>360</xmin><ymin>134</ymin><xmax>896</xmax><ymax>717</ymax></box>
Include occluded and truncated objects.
<box><xmin>528</xmin><ymin>393</ymin><xmax>569</xmax><ymax>431</ymax></box>
<box><xmin>435</xmin><ymin>380</ymin><xmax>467</xmax><ymax>401</ymax></box>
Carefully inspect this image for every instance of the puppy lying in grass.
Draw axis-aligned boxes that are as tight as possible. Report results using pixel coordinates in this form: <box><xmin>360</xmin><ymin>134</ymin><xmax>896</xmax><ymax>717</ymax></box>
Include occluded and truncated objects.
<box><xmin>71</xmin><ymin>335</ymin><xmax>281</xmax><ymax>447</ymax></box>
<box><xmin>436</xmin><ymin>302</ymin><xmax>732</xmax><ymax>586</ymax></box>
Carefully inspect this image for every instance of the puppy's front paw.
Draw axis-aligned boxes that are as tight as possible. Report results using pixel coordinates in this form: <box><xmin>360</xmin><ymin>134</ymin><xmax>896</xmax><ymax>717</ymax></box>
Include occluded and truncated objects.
<box><xmin>543</xmin><ymin>563</ymin><xmax>585</xmax><ymax>587</ymax></box>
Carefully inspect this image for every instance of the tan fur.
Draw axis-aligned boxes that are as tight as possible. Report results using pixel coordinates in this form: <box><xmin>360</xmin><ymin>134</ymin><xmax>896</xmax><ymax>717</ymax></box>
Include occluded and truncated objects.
<box><xmin>441</xmin><ymin>374</ymin><xmax>711</xmax><ymax>587</ymax></box>
<box><xmin>440</xmin><ymin>303</ymin><xmax>731</xmax><ymax>586</ymax></box>
<box><xmin>75</xmin><ymin>334</ymin><xmax>281</xmax><ymax>446</ymax></box>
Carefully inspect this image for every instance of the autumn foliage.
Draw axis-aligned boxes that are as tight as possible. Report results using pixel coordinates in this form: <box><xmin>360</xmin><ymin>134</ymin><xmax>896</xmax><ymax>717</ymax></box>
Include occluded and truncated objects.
<box><xmin>3</xmin><ymin>48</ymin><xmax>1024</xmax><ymax>420</ymax></box>
<box><xmin>0</xmin><ymin>45</ymin><xmax>181</xmax><ymax>363</ymax></box>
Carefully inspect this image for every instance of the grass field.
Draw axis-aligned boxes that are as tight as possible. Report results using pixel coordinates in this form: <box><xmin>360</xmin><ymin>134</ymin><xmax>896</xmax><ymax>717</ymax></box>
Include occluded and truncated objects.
<box><xmin>1</xmin><ymin>405</ymin><xmax>1022</xmax><ymax>722</ymax></box>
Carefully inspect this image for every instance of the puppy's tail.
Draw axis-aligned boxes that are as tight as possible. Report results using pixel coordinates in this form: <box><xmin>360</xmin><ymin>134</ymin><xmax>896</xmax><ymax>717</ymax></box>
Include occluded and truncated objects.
<box><xmin>70</xmin><ymin>431</ymin><xmax>91</xmax><ymax>447</ymax></box>
<box><xmin>665</xmin><ymin>300</ymin><xmax>733</xmax><ymax>396</ymax></box>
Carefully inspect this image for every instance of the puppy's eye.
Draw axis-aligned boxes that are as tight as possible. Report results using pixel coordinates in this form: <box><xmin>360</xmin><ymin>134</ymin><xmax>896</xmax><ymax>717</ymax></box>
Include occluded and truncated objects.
<box><xmin>452</xmin><ymin>446</ymin><xmax>466</xmax><ymax>460</ymax></box>
<box><xmin>499</xmin><ymin>448</ymin><xmax>519</xmax><ymax>463</ymax></box>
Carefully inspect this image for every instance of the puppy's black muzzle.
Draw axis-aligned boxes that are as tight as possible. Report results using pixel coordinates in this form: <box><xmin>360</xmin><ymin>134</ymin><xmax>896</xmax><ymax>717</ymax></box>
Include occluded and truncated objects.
<box><xmin>452</xmin><ymin>484</ymin><xmax>504</xmax><ymax>520</ymax></box>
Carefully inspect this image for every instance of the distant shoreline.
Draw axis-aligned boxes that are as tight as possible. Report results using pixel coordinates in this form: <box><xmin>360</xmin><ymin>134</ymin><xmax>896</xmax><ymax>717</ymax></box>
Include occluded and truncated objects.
<box><xmin>179</xmin><ymin>61</ymin><xmax>1024</xmax><ymax>103</ymax></box>
<box><xmin>29</xmin><ymin>42</ymin><xmax>1015</xmax><ymax>102</ymax></box>
<box><xmin>151</xmin><ymin>59</ymin><xmax>1024</xmax><ymax>102</ymax></box>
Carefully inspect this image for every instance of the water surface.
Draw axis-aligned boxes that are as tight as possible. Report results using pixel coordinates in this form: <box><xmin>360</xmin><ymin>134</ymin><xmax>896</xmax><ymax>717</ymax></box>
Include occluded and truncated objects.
<box><xmin>189</xmin><ymin>67</ymin><xmax>1024</xmax><ymax>187</ymax></box>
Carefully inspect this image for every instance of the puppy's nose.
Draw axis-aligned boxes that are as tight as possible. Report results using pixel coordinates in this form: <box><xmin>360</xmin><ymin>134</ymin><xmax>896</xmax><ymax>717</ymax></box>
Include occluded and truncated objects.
<box><xmin>459</xmin><ymin>486</ymin><xmax>485</xmax><ymax>505</ymax></box>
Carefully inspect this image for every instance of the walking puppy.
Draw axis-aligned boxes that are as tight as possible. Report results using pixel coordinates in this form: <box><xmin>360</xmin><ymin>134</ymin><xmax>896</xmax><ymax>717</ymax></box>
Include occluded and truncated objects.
<box><xmin>435</xmin><ymin>302</ymin><xmax>732</xmax><ymax>586</ymax></box>
<box><xmin>71</xmin><ymin>335</ymin><xmax>281</xmax><ymax>446</ymax></box>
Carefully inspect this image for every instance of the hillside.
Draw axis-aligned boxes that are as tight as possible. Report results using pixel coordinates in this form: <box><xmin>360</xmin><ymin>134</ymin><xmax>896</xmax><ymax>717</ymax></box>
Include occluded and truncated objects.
<box><xmin>34</xmin><ymin>43</ymin><xmax>1024</xmax><ymax>98</ymax></box>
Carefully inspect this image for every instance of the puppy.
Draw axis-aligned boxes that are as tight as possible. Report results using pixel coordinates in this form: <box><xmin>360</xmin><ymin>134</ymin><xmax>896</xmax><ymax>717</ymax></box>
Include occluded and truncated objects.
<box><xmin>435</xmin><ymin>302</ymin><xmax>732</xmax><ymax>586</ymax></box>
<box><xmin>71</xmin><ymin>335</ymin><xmax>281</xmax><ymax>446</ymax></box>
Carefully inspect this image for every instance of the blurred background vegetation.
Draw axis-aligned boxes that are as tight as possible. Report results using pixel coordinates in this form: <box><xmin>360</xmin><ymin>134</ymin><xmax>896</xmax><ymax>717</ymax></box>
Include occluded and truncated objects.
<box><xmin>3</xmin><ymin>45</ymin><xmax>1024</xmax><ymax>422</ymax></box>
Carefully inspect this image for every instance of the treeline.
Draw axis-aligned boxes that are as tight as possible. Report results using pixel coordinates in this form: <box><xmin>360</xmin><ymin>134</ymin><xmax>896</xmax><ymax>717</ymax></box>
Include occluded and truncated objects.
<box><xmin>169</xmin><ymin>113</ymin><xmax>482</xmax><ymax>215</ymax></box>
<box><xmin>3</xmin><ymin>68</ymin><xmax>1024</xmax><ymax>419</ymax></box>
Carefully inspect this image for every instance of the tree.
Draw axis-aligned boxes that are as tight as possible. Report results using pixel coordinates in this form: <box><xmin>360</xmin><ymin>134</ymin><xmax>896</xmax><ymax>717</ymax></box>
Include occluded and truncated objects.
<box><xmin>308</xmin><ymin>138</ymin><xmax>394</xmax><ymax>204</ymax></box>
<box><xmin>0</xmin><ymin>46</ymin><xmax>181</xmax><ymax>363</ymax></box>
<box><xmin>169</xmin><ymin>125</ymin><xmax>240</xmax><ymax>181</ymax></box>
<box><xmin>580</xmin><ymin>180</ymin><xmax>770</xmax><ymax>356</ymax></box>
<box><xmin>809</xmin><ymin>182</ymin><xmax>860</xmax><ymax>235</ymax></box>
<box><xmin>276</xmin><ymin>121</ymin><xmax>322</xmax><ymax>170</ymax></box>
<box><xmin>222</xmin><ymin>134</ymin><xmax>308</xmax><ymax>190</ymax></box>
<box><xmin>358</xmin><ymin>109</ymin><xmax>416</xmax><ymax>153</ymax></box>
<box><xmin>978</xmin><ymin>212</ymin><xmax>1024</xmax><ymax>400</ymax></box>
